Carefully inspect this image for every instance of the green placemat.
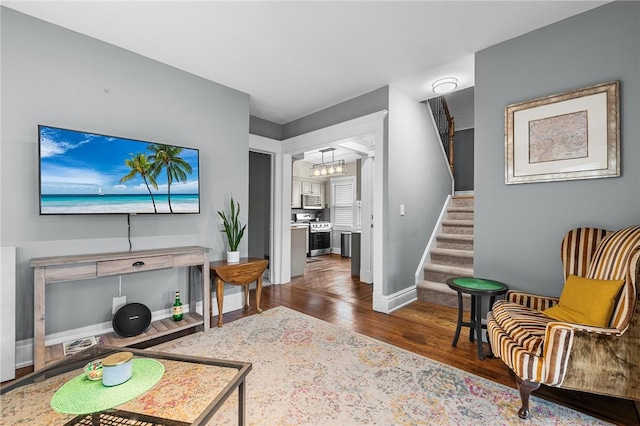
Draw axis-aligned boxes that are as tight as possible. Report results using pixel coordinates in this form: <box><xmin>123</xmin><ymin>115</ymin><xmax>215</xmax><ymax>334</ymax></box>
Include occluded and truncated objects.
<box><xmin>51</xmin><ymin>358</ymin><xmax>164</xmax><ymax>415</ymax></box>
<box><xmin>452</xmin><ymin>277</ymin><xmax>506</xmax><ymax>291</ymax></box>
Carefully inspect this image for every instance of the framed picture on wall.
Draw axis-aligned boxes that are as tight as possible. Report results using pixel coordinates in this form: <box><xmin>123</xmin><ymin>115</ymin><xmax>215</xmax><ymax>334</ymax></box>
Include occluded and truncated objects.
<box><xmin>505</xmin><ymin>80</ymin><xmax>620</xmax><ymax>184</ymax></box>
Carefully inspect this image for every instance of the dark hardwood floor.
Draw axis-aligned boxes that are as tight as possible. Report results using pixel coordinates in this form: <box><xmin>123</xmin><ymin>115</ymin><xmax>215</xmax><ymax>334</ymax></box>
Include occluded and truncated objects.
<box><xmin>8</xmin><ymin>254</ymin><xmax>638</xmax><ymax>424</ymax></box>
<box><xmin>224</xmin><ymin>254</ymin><xmax>639</xmax><ymax>426</ymax></box>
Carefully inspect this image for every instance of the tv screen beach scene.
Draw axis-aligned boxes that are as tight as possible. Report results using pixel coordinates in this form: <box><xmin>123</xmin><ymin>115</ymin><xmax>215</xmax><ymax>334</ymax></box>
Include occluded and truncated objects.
<box><xmin>39</xmin><ymin>126</ymin><xmax>200</xmax><ymax>214</ymax></box>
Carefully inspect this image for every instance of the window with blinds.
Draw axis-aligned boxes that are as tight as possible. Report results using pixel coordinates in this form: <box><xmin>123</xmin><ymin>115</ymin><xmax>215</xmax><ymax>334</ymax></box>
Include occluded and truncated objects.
<box><xmin>332</xmin><ymin>177</ymin><xmax>356</xmax><ymax>229</ymax></box>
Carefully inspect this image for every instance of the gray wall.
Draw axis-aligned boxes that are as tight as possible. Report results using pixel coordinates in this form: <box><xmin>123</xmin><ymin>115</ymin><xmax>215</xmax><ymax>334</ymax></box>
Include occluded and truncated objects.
<box><xmin>453</xmin><ymin>129</ymin><xmax>474</xmax><ymax>191</ymax></box>
<box><xmin>1</xmin><ymin>8</ymin><xmax>250</xmax><ymax>339</ymax></box>
<box><xmin>248</xmin><ymin>151</ymin><xmax>271</xmax><ymax>260</ymax></box>
<box><xmin>282</xmin><ymin>86</ymin><xmax>389</xmax><ymax>139</ymax></box>
<box><xmin>386</xmin><ymin>87</ymin><xmax>452</xmax><ymax>294</ymax></box>
<box><xmin>249</xmin><ymin>115</ymin><xmax>283</xmax><ymax>140</ymax></box>
<box><xmin>475</xmin><ymin>1</ymin><xmax>640</xmax><ymax>298</ymax></box>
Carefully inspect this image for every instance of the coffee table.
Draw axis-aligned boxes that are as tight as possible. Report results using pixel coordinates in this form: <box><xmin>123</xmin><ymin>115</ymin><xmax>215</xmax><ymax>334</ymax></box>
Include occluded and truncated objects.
<box><xmin>446</xmin><ymin>277</ymin><xmax>509</xmax><ymax>360</ymax></box>
<box><xmin>1</xmin><ymin>345</ymin><xmax>251</xmax><ymax>425</ymax></box>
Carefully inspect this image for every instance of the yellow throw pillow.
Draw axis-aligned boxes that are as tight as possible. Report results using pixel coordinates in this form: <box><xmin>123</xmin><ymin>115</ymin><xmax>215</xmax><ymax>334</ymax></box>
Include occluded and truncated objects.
<box><xmin>543</xmin><ymin>275</ymin><xmax>624</xmax><ymax>327</ymax></box>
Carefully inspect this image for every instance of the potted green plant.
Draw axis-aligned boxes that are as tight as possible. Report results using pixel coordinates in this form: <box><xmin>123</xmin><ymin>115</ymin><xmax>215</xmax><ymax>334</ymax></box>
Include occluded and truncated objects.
<box><xmin>217</xmin><ymin>196</ymin><xmax>246</xmax><ymax>263</ymax></box>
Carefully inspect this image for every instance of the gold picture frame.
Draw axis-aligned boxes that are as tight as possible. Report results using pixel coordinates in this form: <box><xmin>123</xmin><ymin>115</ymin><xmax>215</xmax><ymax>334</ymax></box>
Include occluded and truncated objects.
<box><xmin>505</xmin><ymin>81</ymin><xmax>620</xmax><ymax>184</ymax></box>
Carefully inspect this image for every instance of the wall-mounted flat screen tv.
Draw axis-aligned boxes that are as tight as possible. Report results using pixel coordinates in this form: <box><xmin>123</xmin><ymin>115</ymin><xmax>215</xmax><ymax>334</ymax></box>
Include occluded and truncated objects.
<box><xmin>39</xmin><ymin>125</ymin><xmax>200</xmax><ymax>215</ymax></box>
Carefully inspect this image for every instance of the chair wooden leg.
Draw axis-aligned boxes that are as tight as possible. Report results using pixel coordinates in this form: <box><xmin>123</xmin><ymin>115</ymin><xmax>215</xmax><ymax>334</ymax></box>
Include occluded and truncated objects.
<box><xmin>515</xmin><ymin>376</ymin><xmax>540</xmax><ymax>419</ymax></box>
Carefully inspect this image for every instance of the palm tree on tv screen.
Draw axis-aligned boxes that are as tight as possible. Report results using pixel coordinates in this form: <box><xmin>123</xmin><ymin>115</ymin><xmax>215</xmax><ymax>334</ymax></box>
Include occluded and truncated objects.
<box><xmin>148</xmin><ymin>144</ymin><xmax>192</xmax><ymax>213</ymax></box>
<box><xmin>120</xmin><ymin>153</ymin><xmax>159</xmax><ymax>213</ymax></box>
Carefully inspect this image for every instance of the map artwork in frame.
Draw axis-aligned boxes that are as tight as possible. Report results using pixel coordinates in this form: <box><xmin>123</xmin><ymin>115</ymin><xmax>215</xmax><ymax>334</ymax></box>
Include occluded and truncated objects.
<box><xmin>505</xmin><ymin>81</ymin><xmax>619</xmax><ymax>184</ymax></box>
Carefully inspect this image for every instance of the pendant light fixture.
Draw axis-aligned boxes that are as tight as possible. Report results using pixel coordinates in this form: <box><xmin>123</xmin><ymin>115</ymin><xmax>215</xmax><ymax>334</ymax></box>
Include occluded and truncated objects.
<box><xmin>310</xmin><ymin>147</ymin><xmax>347</xmax><ymax>177</ymax></box>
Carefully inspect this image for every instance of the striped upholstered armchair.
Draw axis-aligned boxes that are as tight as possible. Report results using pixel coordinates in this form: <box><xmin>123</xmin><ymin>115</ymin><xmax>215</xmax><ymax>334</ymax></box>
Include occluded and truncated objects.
<box><xmin>487</xmin><ymin>226</ymin><xmax>640</xmax><ymax>419</ymax></box>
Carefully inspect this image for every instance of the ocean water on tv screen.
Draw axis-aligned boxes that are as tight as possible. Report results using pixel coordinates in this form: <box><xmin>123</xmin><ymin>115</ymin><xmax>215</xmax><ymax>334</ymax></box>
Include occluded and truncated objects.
<box><xmin>40</xmin><ymin>194</ymin><xmax>199</xmax><ymax>214</ymax></box>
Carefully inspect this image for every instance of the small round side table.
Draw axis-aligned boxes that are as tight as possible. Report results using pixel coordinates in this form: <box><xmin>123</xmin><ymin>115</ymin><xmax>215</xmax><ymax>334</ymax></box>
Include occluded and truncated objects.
<box><xmin>446</xmin><ymin>277</ymin><xmax>509</xmax><ymax>360</ymax></box>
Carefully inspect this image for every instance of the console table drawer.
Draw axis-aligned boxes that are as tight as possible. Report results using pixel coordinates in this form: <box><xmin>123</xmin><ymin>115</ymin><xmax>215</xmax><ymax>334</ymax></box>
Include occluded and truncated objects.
<box><xmin>97</xmin><ymin>255</ymin><xmax>174</xmax><ymax>276</ymax></box>
<box><xmin>173</xmin><ymin>252</ymin><xmax>205</xmax><ymax>268</ymax></box>
<box><xmin>45</xmin><ymin>264</ymin><xmax>97</xmax><ymax>283</ymax></box>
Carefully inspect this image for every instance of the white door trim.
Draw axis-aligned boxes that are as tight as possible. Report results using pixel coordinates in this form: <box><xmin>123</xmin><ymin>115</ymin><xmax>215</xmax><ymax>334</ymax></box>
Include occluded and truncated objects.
<box><xmin>249</xmin><ymin>134</ymin><xmax>288</xmax><ymax>284</ymax></box>
<box><xmin>359</xmin><ymin>155</ymin><xmax>374</xmax><ymax>284</ymax></box>
<box><xmin>281</xmin><ymin>110</ymin><xmax>388</xmax><ymax>312</ymax></box>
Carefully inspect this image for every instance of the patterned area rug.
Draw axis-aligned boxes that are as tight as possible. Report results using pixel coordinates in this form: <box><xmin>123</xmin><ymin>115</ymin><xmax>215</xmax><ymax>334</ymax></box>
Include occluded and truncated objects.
<box><xmin>152</xmin><ymin>306</ymin><xmax>609</xmax><ymax>425</ymax></box>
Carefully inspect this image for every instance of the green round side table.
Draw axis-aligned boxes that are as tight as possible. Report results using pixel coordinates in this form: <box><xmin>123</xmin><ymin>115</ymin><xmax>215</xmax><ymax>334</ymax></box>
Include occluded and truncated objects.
<box><xmin>446</xmin><ymin>277</ymin><xmax>509</xmax><ymax>360</ymax></box>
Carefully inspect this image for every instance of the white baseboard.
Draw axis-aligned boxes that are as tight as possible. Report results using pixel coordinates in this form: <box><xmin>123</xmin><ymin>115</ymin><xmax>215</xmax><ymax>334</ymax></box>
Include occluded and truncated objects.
<box><xmin>380</xmin><ymin>286</ymin><xmax>417</xmax><ymax>314</ymax></box>
<box><xmin>15</xmin><ymin>292</ymin><xmax>245</xmax><ymax>368</ymax></box>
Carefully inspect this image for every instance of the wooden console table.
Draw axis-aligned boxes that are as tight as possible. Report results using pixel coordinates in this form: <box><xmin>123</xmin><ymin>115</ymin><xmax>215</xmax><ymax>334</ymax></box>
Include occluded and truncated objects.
<box><xmin>210</xmin><ymin>258</ymin><xmax>268</xmax><ymax>327</ymax></box>
<box><xmin>31</xmin><ymin>246</ymin><xmax>210</xmax><ymax>370</ymax></box>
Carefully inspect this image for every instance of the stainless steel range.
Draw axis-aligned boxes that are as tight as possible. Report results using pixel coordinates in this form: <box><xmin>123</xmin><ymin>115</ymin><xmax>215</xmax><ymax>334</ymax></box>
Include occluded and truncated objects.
<box><xmin>295</xmin><ymin>213</ymin><xmax>333</xmax><ymax>256</ymax></box>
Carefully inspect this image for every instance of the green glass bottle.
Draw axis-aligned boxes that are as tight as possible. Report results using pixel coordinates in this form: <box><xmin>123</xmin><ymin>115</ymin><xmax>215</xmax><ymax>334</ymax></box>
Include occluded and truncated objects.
<box><xmin>172</xmin><ymin>291</ymin><xmax>183</xmax><ymax>321</ymax></box>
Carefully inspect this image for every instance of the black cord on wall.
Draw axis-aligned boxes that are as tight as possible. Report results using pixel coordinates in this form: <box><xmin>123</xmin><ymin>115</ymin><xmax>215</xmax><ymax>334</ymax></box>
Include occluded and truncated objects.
<box><xmin>127</xmin><ymin>213</ymin><xmax>132</xmax><ymax>252</ymax></box>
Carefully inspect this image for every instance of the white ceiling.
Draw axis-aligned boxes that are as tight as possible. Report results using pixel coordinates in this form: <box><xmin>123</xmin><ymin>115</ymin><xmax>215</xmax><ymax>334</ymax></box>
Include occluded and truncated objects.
<box><xmin>4</xmin><ymin>1</ymin><xmax>608</xmax><ymax>125</ymax></box>
<box><xmin>303</xmin><ymin>134</ymin><xmax>375</xmax><ymax>164</ymax></box>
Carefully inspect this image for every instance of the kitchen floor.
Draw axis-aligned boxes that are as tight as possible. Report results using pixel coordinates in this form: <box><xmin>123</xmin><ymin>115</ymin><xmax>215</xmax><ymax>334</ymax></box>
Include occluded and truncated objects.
<box><xmin>290</xmin><ymin>254</ymin><xmax>372</xmax><ymax>310</ymax></box>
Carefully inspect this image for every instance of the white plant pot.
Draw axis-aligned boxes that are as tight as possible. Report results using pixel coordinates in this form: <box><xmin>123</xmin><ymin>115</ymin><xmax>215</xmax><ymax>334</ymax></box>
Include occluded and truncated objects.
<box><xmin>226</xmin><ymin>250</ymin><xmax>240</xmax><ymax>263</ymax></box>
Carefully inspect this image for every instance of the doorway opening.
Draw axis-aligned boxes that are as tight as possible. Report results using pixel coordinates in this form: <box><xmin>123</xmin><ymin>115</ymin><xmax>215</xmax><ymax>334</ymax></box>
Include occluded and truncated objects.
<box><xmin>248</xmin><ymin>151</ymin><xmax>272</xmax><ymax>282</ymax></box>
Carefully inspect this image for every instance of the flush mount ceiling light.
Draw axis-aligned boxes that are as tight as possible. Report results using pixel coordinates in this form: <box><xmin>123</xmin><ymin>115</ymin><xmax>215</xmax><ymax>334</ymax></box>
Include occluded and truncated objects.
<box><xmin>310</xmin><ymin>148</ymin><xmax>347</xmax><ymax>177</ymax></box>
<box><xmin>432</xmin><ymin>77</ymin><xmax>458</xmax><ymax>94</ymax></box>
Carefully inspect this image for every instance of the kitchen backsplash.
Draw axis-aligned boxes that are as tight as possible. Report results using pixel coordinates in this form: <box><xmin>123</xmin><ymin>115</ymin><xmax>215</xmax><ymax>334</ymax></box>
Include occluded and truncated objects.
<box><xmin>291</xmin><ymin>208</ymin><xmax>330</xmax><ymax>222</ymax></box>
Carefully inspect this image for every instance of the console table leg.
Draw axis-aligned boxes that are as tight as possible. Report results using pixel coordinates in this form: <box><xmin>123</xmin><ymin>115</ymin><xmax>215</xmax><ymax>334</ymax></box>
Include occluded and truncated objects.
<box><xmin>202</xmin><ymin>258</ymin><xmax>211</xmax><ymax>332</ymax></box>
<box><xmin>34</xmin><ymin>268</ymin><xmax>46</xmax><ymax>370</ymax></box>
<box><xmin>216</xmin><ymin>277</ymin><xmax>225</xmax><ymax>327</ymax></box>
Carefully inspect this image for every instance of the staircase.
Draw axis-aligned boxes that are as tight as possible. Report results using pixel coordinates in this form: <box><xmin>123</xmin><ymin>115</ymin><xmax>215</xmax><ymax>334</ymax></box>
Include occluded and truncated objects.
<box><xmin>418</xmin><ymin>195</ymin><xmax>474</xmax><ymax>309</ymax></box>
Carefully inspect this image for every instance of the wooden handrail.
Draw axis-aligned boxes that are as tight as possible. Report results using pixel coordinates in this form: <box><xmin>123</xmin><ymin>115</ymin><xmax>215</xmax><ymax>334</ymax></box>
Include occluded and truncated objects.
<box><xmin>427</xmin><ymin>96</ymin><xmax>455</xmax><ymax>173</ymax></box>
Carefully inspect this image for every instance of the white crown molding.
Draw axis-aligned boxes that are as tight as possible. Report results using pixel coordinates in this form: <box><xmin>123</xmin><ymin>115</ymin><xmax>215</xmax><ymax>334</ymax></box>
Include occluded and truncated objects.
<box><xmin>281</xmin><ymin>110</ymin><xmax>388</xmax><ymax>155</ymax></box>
<box><xmin>249</xmin><ymin>133</ymin><xmax>282</xmax><ymax>154</ymax></box>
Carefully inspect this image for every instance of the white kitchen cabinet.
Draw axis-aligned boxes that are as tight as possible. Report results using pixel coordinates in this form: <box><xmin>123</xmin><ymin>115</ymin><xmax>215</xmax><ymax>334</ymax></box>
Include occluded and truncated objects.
<box><xmin>318</xmin><ymin>183</ymin><xmax>325</xmax><ymax>207</ymax></box>
<box><xmin>294</xmin><ymin>178</ymin><xmax>326</xmax><ymax>208</ymax></box>
<box><xmin>292</xmin><ymin>179</ymin><xmax>302</xmax><ymax>208</ymax></box>
<box><xmin>302</xmin><ymin>180</ymin><xmax>323</xmax><ymax>195</ymax></box>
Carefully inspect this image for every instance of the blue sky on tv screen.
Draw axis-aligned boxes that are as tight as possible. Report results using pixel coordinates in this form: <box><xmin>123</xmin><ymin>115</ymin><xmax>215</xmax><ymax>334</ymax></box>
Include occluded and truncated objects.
<box><xmin>39</xmin><ymin>126</ymin><xmax>199</xmax><ymax>195</ymax></box>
